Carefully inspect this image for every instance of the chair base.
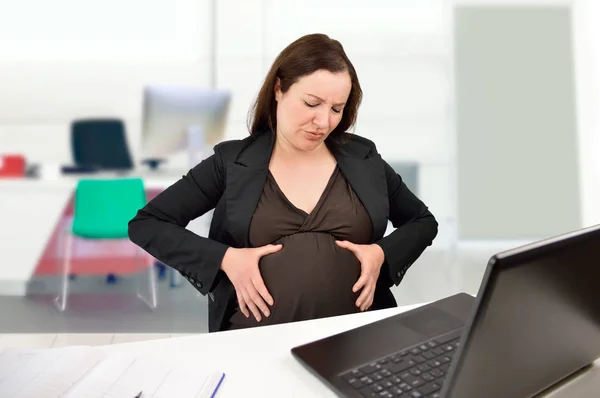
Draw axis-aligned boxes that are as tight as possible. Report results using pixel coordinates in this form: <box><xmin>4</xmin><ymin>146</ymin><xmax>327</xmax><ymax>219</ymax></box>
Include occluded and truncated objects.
<box><xmin>54</xmin><ymin>232</ymin><xmax>158</xmax><ymax>312</ymax></box>
<box><xmin>53</xmin><ymin>295</ymin><xmax>67</xmax><ymax>312</ymax></box>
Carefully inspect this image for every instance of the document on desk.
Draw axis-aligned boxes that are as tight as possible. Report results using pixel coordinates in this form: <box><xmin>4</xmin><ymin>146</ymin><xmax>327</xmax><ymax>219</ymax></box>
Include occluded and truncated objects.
<box><xmin>0</xmin><ymin>346</ymin><xmax>225</xmax><ymax>398</ymax></box>
<box><xmin>0</xmin><ymin>346</ymin><xmax>107</xmax><ymax>398</ymax></box>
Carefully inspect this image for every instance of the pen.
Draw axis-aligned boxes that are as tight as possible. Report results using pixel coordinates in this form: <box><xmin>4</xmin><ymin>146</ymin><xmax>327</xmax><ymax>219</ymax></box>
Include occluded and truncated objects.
<box><xmin>134</xmin><ymin>392</ymin><xmax>143</xmax><ymax>398</ymax></box>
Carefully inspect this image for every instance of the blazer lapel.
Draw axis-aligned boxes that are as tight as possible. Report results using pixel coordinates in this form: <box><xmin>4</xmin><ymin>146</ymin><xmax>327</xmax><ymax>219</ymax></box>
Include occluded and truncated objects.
<box><xmin>334</xmin><ymin>145</ymin><xmax>389</xmax><ymax>242</ymax></box>
<box><xmin>225</xmin><ymin>132</ymin><xmax>274</xmax><ymax>247</ymax></box>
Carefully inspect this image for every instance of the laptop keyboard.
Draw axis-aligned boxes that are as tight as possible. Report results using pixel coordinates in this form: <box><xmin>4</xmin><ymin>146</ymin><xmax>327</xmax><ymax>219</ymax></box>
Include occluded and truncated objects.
<box><xmin>340</xmin><ymin>329</ymin><xmax>462</xmax><ymax>398</ymax></box>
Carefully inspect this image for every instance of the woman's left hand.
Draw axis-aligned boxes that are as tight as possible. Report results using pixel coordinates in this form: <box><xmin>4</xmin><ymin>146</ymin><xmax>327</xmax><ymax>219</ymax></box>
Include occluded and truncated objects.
<box><xmin>335</xmin><ymin>240</ymin><xmax>385</xmax><ymax>311</ymax></box>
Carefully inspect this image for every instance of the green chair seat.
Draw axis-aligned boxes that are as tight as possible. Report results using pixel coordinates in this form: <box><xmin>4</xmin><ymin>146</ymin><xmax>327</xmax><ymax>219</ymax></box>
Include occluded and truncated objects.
<box><xmin>72</xmin><ymin>178</ymin><xmax>146</xmax><ymax>239</ymax></box>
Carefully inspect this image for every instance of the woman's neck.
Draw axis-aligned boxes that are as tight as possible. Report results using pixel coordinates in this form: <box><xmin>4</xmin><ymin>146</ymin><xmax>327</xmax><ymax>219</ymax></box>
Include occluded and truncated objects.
<box><xmin>272</xmin><ymin>133</ymin><xmax>330</xmax><ymax>165</ymax></box>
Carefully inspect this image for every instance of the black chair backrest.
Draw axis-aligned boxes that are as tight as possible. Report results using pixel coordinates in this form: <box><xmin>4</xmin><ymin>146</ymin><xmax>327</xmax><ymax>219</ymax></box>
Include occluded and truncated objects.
<box><xmin>71</xmin><ymin>119</ymin><xmax>134</xmax><ymax>171</ymax></box>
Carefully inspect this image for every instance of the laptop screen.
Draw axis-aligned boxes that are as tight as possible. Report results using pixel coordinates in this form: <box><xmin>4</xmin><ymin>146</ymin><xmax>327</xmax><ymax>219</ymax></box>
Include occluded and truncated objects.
<box><xmin>444</xmin><ymin>226</ymin><xmax>600</xmax><ymax>398</ymax></box>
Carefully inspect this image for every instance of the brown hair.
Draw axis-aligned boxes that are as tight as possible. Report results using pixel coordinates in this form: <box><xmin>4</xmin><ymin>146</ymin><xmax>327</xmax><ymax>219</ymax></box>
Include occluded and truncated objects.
<box><xmin>248</xmin><ymin>33</ymin><xmax>362</xmax><ymax>141</ymax></box>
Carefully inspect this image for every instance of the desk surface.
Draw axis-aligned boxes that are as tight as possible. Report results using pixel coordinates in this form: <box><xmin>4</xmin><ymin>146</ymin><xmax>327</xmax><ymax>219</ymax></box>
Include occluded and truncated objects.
<box><xmin>98</xmin><ymin>304</ymin><xmax>600</xmax><ymax>398</ymax></box>
<box><xmin>0</xmin><ymin>168</ymin><xmax>187</xmax><ymax>189</ymax></box>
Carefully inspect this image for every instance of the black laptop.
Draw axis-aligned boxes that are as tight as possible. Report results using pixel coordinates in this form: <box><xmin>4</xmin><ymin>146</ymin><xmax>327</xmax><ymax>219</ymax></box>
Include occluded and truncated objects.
<box><xmin>291</xmin><ymin>224</ymin><xmax>600</xmax><ymax>398</ymax></box>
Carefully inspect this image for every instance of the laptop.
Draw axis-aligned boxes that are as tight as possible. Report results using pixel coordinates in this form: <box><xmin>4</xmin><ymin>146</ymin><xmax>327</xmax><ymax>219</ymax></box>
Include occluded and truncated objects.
<box><xmin>291</xmin><ymin>224</ymin><xmax>600</xmax><ymax>398</ymax></box>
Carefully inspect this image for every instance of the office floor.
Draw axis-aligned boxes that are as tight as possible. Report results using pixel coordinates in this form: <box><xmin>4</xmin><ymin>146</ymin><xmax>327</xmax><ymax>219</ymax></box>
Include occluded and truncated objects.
<box><xmin>0</xmin><ymin>247</ymin><xmax>496</xmax><ymax>350</ymax></box>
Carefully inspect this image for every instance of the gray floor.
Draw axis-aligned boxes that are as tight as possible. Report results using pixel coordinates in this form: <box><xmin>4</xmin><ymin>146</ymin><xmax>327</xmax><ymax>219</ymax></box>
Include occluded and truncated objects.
<box><xmin>0</xmin><ymin>274</ymin><xmax>209</xmax><ymax>333</ymax></box>
<box><xmin>0</xmin><ymin>249</ymin><xmax>492</xmax><ymax>334</ymax></box>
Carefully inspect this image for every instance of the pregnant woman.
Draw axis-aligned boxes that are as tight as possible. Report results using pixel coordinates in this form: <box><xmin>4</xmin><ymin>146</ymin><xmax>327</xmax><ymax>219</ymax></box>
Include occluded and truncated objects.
<box><xmin>128</xmin><ymin>33</ymin><xmax>438</xmax><ymax>332</ymax></box>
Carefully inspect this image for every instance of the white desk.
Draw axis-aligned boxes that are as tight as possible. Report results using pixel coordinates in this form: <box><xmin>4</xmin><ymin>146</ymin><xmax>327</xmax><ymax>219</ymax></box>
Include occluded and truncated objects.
<box><xmin>100</xmin><ymin>304</ymin><xmax>600</xmax><ymax>398</ymax></box>
<box><xmin>0</xmin><ymin>169</ymin><xmax>193</xmax><ymax>295</ymax></box>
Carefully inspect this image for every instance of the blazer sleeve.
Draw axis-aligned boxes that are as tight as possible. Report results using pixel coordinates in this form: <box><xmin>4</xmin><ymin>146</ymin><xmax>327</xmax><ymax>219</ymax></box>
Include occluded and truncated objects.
<box><xmin>375</xmin><ymin>159</ymin><xmax>439</xmax><ymax>286</ymax></box>
<box><xmin>128</xmin><ymin>145</ymin><xmax>229</xmax><ymax>296</ymax></box>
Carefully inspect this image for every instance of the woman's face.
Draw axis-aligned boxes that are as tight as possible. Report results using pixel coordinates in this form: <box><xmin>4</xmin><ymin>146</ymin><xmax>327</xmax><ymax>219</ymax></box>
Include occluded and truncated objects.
<box><xmin>274</xmin><ymin>69</ymin><xmax>351</xmax><ymax>152</ymax></box>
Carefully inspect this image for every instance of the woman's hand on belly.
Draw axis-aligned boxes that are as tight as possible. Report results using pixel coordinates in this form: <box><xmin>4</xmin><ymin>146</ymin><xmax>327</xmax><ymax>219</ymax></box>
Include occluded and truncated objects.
<box><xmin>335</xmin><ymin>240</ymin><xmax>385</xmax><ymax>311</ymax></box>
<box><xmin>220</xmin><ymin>244</ymin><xmax>283</xmax><ymax>322</ymax></box>
<box><xmin>255</xmin><ymin>233</ymin><xmax>363</xmax><ymax>319</ymax></box>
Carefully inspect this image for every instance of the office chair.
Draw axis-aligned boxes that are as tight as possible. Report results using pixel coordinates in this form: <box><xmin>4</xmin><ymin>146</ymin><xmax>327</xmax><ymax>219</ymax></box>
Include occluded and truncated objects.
<box><xmin>71</xmin><ymin>118</ymin><xmax>134</xmax><ymax>171</ymax></box>
<box><xmin>54</xmin><ymin>178</ymin><xmax>157</xmax><ymax>312</ymax></box>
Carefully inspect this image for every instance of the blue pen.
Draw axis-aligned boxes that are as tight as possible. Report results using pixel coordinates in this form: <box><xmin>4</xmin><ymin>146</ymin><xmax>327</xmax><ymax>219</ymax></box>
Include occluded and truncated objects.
<box><xmin>134</xmin><ymin>392</ymin><xmax>143</xmax><ymax>398</ymax></box>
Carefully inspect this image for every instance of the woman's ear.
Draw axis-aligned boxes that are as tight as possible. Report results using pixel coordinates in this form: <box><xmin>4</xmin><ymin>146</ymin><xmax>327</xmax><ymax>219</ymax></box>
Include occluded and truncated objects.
<box><xmin>274</xmin><ymin>78</ymin><xmax>282</xmax><ymax>102</ymax></box>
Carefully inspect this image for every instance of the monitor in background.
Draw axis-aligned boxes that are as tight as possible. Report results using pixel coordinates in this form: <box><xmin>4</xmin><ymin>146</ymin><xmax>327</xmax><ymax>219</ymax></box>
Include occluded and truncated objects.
<box><xmin>141</xmin><ymin>86</ymin><xmax>231</xmax><ymax>170</ymax></box>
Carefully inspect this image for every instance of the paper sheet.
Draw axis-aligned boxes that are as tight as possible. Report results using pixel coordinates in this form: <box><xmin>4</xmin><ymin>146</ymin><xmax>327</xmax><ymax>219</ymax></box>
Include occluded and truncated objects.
<box><xmin>0</xmin><ymin>347</ymin><xmax>224</xmax><ymax>398</ymax></box>
<box><xmin>0</xmin><ymin>346</ymin><xmax>106</xmax><ymax>398</ymax></box>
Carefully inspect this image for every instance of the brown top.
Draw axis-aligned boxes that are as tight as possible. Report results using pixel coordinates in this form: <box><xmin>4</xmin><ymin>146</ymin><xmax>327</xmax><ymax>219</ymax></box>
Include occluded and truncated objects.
<box><xmin>228</xmin><ymin>166</ymin><xmax>373</xmax><ymax>329</ymax></box>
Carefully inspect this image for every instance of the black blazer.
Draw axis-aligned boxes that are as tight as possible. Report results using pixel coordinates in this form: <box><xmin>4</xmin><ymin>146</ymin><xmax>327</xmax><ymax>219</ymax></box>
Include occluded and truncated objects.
<box><xmin>128</xmin><ymin>130</ymin><xmax>438</xmax><ymax>332</ymax></box>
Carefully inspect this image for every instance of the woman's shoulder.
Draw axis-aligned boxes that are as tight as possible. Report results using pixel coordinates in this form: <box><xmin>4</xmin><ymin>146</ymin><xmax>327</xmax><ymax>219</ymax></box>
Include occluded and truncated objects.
<box><xmin>212</xmin><ymin>130</ymin><xmax>273</xmax><ymax>166</ymax></box>
<box><xmin>330</xmin><ymin>132</ymin><xmax>379</xmax><ymax>158</ymax></box>
<box><xmin>213</xmin><ymin>136</ymin><xmax>248</xmax><ymax>154</ymax></box>
<box><xmin>213</xmin><ymin>134</ymin><xmax>257</xmax><ymax>159</ymax></box>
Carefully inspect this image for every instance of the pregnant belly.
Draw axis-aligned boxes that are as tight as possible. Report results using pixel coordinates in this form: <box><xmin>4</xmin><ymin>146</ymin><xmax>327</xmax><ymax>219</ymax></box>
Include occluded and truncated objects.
<box><xmin>229</xmin><ymin>232</ymin><xmax>362</xmax><ymax>328</ymax></box>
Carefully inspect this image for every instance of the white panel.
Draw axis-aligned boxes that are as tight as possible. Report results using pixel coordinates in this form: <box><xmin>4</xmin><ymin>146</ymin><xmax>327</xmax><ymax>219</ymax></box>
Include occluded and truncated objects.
<box><xmin>223</xmin><ymin>121</ymin><xmax>251</xmax><ymax>142</ymax></box>
<box><xmin>216</xmin><ymin>58</ymin><xmax>265</xmax><ymax>125</ymax></box>
<box><xmin>572</xmin><ymin>0</ymin><xmax>600</xmax><ymax>227</ymax></box>
<box><xmin>123</xmin><ymin>119</ymin><xmax>143</xmax><ymax>164</ymax></box>
<box><xmin>216</xmin><ymin>0</ymin><xmax>265</xmax><ymax>57</ymax></box>
<box><xmin>0</xmin><ymin>64</ymin><xmax>137</xmax><ymax>121</ymax></box>
<box><xmin>264</xmin><ymin>0</ymin><xmax>447</xmax><ymax>58</ymax></box>
<box><xmin>383</xmin><ymin>163</ymin><xmax>454</xmax><ymax>249</ymax></box>
<box><xmin>419</xmin><ymin>163</ymin><xmax>453</xmax><ymax>223</ymax></box>
<box><xmin>353</xmin><ymin>120</ymin><xmax>450</xmax><ymax>164</ymax></box>
<box><xmin>0</xmin><ymin>61</ymin><xmax>212</xmax><ymax>122</ymax></box>
<box><xmin>430</xmin><ymin>218</ymin><xmax>456</xmax><ymax>249</ymax></box>
<box><xmin>353</xmin><ymin>58</ymin><xmax>450</xmax><ymax>121</ymax></box>
<box><xmin>0</xmin><ymin>124</ymin><xmax>72</xmax><ymax>164</ymax></box>
<box><xmin>265</xmin><ymin>33</ymin><xmax>449</xmax><ymax>61</ymax></box>
<box><xmin>0</xmin><ymin>0</ymin><xmax>212</xmax><ymax>60</ymax></box>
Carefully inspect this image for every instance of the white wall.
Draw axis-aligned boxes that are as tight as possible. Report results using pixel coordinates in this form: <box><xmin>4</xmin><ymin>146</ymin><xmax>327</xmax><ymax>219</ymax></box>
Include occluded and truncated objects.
<box><xmin>572</xmin><ymin>0</ymin><xmax>600</xmax><ymax>228</ymax></box>
<box><xmin>21</xmin><ymin>1</ymin><xmax>600</xmax><ymax>248</ymax></box>
<box><xmin>0</xmin><ymin>0</ymin><xmax>214</xmax><ymax>166</ymax></box>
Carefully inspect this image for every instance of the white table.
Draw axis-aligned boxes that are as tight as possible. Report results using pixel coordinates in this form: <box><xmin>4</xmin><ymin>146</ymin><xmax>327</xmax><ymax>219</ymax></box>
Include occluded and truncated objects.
<box><xmin>0</xmin><ymin>169</ymin><xmax>199</xmax><ymax>295</ymax></box>
<box><xmin>101</xmin><ymin>304</ymin><xmax>600</xmax><ymax>398</ymax></box>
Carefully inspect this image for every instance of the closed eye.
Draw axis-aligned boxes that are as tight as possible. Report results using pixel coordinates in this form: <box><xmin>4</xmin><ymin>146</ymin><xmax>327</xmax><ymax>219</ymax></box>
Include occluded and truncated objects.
<box><xmin>304</xmin><ymin>101</ymin><xmax>342</xmax><ymax>114</ymax></box>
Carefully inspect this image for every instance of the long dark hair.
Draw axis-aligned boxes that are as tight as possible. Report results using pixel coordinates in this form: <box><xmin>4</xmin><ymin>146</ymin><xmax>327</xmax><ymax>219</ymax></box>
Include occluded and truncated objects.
<box><xmin>248</xmin><ymin>33</ymin><xmax>363</xmax><ymax>140</ymax></box>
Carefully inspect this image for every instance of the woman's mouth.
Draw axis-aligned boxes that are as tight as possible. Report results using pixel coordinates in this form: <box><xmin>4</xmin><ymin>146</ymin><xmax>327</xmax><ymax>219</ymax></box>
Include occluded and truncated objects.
<box><xmin>305</xmin><ymin>131</ymin><xmax>325</xmax><ymax>139</ymax></box>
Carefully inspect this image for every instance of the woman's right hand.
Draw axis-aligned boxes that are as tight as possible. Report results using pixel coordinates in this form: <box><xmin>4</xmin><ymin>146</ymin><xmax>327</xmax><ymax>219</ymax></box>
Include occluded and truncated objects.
<box><xmin>220</xmin><ymin>244</ymin><xmax>282</xmax><ymax>322</ymax></box>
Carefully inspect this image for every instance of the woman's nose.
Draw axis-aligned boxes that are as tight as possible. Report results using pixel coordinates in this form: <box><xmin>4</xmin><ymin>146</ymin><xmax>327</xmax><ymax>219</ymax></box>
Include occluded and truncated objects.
<box><xmin>313</xmin><ymin>108</ymin><xmax>329</xmax><ymax>130</ymax></box>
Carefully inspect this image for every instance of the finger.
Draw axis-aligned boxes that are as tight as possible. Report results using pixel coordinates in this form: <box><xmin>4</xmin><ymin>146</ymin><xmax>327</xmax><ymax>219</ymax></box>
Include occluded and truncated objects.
<box><xmin>355</xmin><ymin>284</ymin><xmax>371</xmax><ymax>309</ymax></box>
<box><xmin>335</xmin><ymin>240</ymin><xmax>356</xmax><ymax>251</ymax></box>
<box><xmin>242</xmin><ymin>289</ymin><xmax>262</xmax><ymax>322</ymax></box>
<box><xmin>352</xmin><ymin>274</ymin><xmax>368</xmax><ymax>293</ymax></box>
<box><xmin>356</xmin><ymin>283</ymin><xmax>374</xmax><ymax>311</ymax></box>
<box><xmin>248</xmin><ymin>285</ymin><xmax>271</xmax><ymax>318</ymax></box>
<box><xmin>257</xmin><ymin>244</ymin><xmax>283</xmax><ymax>257</ymax></box>
<box><xmin>252</xmin><ymin>275</ymin><xmax>274</xmax><ymax>306</ymax></box>
<box><xmin>361</xmin><ymin>288</ymin><xmax>374</xmax><ymax>311</ymax></box>
<box><xmin>237</xmin><ymin>292</ymin><xmax>250</xmax><ymax>318</ymax></box>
